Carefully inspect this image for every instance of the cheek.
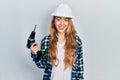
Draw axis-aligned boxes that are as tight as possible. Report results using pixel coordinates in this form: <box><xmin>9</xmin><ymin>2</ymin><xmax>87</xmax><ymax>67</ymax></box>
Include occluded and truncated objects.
<box><xmin>65</xmin><ymin>21</ymin><xmax>69</xmax><ymax>26</ymax></box>
<box><xmin>65</xmin><ymin>24</ymin><xmax>69</xmax><ymax>29</ymax></box>
<box><xmin>54</xmin><ymin>21</ymin><xmax>59</xmax><ymax>26</ymax></box>
<box><xmin>54</xmin><ymin>23</ymin><xmax>59</xmax><ymax>30</ymax></box>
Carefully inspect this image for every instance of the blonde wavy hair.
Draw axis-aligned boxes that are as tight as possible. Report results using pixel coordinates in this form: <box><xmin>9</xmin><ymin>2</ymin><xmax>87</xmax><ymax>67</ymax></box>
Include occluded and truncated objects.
<box><xmin>49</xmin><ymin>16</ymin><xmax>77</xmax><ymax>69</ymax></box>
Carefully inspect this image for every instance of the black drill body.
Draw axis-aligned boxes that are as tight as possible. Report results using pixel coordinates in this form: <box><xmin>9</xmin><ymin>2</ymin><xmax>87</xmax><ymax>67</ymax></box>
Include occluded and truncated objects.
<box><xmin>26</xmin><ymin>25</ymin><xmax>47</xmax><ymax>59</ymax></box>
<box><xmin>26</xmin><ymin>25</ymin><xmax>36</xmax><ymax>49</ymax></box>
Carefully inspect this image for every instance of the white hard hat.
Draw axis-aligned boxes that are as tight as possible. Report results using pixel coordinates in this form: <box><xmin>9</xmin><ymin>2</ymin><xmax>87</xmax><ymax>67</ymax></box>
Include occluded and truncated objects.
<box><xmin>51</xmin><ymin>3</ymin><xmax>74</xmax><ymax>18</ymax></box>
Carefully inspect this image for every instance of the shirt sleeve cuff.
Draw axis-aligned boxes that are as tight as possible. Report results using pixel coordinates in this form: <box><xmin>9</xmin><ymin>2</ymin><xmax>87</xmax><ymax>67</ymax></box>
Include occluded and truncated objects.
<box><xmin>31</xmin><ymin>52</ymin><xmax>37</xmax><ymax>58</ymax></box>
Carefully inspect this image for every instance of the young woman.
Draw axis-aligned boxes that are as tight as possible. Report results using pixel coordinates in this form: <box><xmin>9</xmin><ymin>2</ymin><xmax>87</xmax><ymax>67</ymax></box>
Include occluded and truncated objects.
<box><xmin>30</xmin><ymin>3</ymin><xmax>84</xmax><ymax>80</ymax></box>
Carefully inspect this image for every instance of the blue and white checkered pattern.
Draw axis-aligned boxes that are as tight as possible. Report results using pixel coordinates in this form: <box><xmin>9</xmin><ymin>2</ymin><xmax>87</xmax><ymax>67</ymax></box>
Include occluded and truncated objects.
<box><xmin>31</xmin><ymin>35</ymin><xmax>84</xmax><ymax>80</ymax></box>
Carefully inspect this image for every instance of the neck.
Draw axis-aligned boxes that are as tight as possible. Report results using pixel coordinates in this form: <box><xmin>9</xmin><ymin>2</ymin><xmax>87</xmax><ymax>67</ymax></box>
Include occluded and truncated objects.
<box><xmin>58</xmin><ymin>33</ymin><xmax>65</xmax><ymax>44</ymax></box>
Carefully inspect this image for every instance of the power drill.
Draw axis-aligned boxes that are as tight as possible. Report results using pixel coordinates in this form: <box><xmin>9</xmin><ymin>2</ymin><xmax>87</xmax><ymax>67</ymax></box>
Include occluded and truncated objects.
<box><xmin>26</xmin><ymin>25</ymin><xmax>37</xmax><ymax>49</ymax></box>
<box><xmin>26</xmin><ymin>25</ymin><xmax>47</xmax><ymax>59</ymax></box>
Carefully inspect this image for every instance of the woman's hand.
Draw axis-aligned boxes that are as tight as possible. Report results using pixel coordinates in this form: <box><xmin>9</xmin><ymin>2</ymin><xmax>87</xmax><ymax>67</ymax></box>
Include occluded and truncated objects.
<box><xmin>30</xmin><ymin>42</ymin><xmax>40</xmax><ymax>54</ymax></box>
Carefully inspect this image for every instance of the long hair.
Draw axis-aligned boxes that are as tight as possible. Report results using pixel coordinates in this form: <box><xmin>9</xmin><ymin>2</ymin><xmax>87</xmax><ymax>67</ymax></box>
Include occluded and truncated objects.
<box><xmin>49</xmin><ymin>16</ymin><xmax>77</xmax><ymax>69</ymax></box>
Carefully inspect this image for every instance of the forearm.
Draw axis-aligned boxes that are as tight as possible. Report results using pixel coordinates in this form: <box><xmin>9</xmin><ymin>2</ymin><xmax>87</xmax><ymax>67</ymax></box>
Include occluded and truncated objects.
<box><xmin>31</xmin><ymin>50</ymin><xmax>47</xmax><ymax>68</ymax></box>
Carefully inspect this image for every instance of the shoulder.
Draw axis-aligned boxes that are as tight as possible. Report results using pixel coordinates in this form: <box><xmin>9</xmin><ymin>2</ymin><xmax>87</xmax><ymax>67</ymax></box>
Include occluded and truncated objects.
<box><xmin>41</xmin><ymin>35</ymin><xmax>50</xmax><ymax>43</ymax></box>
<box><xmin>76</xmin><ymin>35</ymin><xmax>82</xmax><ymax>46</ymax></box>
<box><xmin>41</xmin><ymin>35</ymin><xmax>50</xmax><ymax>49</ymax></box>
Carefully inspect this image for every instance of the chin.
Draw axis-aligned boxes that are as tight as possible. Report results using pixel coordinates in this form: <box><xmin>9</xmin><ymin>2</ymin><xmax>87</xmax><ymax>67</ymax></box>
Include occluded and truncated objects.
<box><xmin>58</xmin><ymin>30</ymin><xmax>65</xmax><ymax>33</ymax></box>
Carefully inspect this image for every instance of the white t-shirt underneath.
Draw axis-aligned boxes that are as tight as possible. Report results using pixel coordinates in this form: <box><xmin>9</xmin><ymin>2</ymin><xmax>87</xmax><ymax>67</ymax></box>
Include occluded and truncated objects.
<box><xmin>51</xmin><ymin>42</ymin><xmax>72</xmax><ymax>80</ymax></box>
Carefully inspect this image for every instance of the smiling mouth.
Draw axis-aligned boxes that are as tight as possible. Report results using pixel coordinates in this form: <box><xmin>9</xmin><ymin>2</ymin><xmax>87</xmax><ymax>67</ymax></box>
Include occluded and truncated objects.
<box><xmin>58</xmin><ymin>26</ymin><xmax>65</xmax><ymax>30</ymax></box>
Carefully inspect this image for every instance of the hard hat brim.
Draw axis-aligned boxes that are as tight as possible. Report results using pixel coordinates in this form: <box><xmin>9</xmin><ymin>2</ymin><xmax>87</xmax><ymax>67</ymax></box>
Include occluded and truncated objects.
<box><xmin>51</xmin><ymin>13</ymin><xmax>74</xmax><ymax>18</ymax></box>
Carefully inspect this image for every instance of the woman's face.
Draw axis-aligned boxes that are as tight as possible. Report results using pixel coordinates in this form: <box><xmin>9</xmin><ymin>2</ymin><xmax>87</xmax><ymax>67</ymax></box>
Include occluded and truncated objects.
<box><xmin>54</xmin><ymin>16</ymin><xmax>69</xmax><ymax>34</ymax></box>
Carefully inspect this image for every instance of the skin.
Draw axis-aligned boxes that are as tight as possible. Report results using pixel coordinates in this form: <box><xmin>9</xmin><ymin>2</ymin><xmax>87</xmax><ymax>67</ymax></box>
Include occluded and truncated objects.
<box><xmin>30</xmin><ymin>16</ymin><xmax>69</xmax><ymax>53</ymax></box>
<box><xmin>54</xmin><ymin>16</ymin><xmax>69</xmax><ymax>44</ymax></box>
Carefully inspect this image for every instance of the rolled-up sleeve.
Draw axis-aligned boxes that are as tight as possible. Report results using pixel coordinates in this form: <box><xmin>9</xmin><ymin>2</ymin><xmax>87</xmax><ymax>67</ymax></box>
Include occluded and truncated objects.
<box><xmin>31</xmin><ymin>36</ymin><xmax>50</xmax><ymax>69</ymax></box>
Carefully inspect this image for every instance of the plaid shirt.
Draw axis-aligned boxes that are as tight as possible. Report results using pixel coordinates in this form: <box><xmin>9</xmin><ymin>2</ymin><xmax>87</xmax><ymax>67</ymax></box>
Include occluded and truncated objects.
<box><xmin>31</xmin><ymin>35</ymin><xmax>84</xmax><ymax>80</ymax></box>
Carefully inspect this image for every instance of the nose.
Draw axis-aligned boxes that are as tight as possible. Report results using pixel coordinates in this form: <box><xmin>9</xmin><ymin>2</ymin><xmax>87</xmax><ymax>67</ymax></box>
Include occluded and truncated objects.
<box><xmin>60</xmin><ymin>19</ymin><xmax>64</xmax><ymax>25</ymax></box>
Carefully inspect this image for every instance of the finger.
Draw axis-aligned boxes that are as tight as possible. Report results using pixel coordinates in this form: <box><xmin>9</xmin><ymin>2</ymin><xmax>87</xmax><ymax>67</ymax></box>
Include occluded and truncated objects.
<box><xmin>31</xmin><ymin>42</ymin><xmax>37</xmax><ymax>47</ymax></box>
<box><xmin>31</xmin><ymin>46</ymin><xmax>39</xmax><ymax>53</ymax></box>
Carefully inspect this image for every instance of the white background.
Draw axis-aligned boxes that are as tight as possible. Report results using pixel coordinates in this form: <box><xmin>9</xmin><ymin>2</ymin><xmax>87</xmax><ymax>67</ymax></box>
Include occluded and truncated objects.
<box><xmin>0</xmin><ymin>0</ymin><xmax>120</xmax><ymax>80</ymax></box>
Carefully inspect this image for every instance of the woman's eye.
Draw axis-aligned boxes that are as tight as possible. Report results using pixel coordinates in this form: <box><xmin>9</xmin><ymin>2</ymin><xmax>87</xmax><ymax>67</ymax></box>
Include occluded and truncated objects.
<box><xmin>65</xmin><ymin>19</ymin><xmax>69</xmax><ymax>21</ymax></box>
<box><xmin>56</xmin><ymin>17</ymin><xmax>61</xmax><ymax>21</ymax></box>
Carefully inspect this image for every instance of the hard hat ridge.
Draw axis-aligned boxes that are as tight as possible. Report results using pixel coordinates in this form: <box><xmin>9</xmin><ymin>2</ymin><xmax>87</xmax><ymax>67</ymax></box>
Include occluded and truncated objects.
<box><xmin>51</xmin><ymin>3</ymin><xmax>74</xmax><ymax>18</ymax></box>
